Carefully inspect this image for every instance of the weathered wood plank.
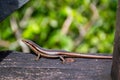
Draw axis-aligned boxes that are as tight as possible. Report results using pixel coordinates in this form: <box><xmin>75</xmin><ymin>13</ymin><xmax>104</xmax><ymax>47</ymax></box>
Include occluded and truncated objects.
<box><xmin>0</xmin><ymin>51</ymin><xmax>112</xmax><ymax>80</ymax></box>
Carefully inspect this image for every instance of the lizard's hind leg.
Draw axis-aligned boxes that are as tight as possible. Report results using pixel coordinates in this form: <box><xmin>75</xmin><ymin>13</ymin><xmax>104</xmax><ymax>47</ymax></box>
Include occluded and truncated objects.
<box><xmin>59</xmin><ymin>56</ymin><xmax>66</xmax><ymax>63</ymax></box>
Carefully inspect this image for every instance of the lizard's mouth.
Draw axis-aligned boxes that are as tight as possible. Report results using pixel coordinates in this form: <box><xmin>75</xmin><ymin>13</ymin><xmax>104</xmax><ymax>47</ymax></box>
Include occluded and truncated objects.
<box><xmin>22</xmin><ymin>39</ymin><xmax>27</xmax><ymax>43</ymax></box>
<box><xmin>22</xmin><ymin>39</ymin><xmax>30</xmax><ymax>44</ymax></box>
<box><xmin>22</xmin><ymin>39</ymin><xmax>34</xmax><ymax>47</ymax></box>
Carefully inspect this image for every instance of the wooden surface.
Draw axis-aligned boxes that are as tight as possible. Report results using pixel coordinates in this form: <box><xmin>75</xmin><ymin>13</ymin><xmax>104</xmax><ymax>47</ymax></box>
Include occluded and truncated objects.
<box><xmin>111</xmin><ymin>0</ymin><xmax>120</xmax><ymax>80</ymax></box>
<box><xmin>0</xmin><ymin>51</ymin><xmax>112</xmax><ymax>80</ymax></box>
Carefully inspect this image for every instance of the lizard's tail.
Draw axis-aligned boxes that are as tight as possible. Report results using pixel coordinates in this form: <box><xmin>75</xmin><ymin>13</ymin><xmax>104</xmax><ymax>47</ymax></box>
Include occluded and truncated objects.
<box><xmin>59</xmin><ymin>52</ymin><xmax>112</xmax><ymax>59</ymax></box>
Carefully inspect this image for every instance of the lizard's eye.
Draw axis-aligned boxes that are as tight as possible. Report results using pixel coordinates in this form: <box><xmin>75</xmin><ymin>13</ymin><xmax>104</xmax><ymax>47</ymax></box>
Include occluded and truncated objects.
<box><xmin>25</xmin><ymin>41</ymin><xmax>29</xmax><ymax>44</ymax></box>
<box><xmin>27</xmin><ymin>42</ymin><xmax>29</xmax><ymax>43</ymax></box>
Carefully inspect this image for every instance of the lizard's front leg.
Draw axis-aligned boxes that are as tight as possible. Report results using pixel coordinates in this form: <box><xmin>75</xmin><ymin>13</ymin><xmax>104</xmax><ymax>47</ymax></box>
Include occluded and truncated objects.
<box><xmin>35</xmin><ymin>53</ymin><xmax>41</xmax><ymax>60</ymax></box>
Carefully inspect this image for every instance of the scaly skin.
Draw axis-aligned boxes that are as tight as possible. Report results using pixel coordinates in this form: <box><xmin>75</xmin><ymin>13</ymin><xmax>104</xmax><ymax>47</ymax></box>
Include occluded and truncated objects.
<box><xmin>22</xmin><ymin>39</ymin><xmax>112</xmax><ymax>63</ymax></box>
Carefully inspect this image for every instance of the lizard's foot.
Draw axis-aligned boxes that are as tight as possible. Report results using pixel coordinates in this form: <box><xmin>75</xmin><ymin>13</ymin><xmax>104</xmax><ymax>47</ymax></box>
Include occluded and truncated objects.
<box><xmin>35</xmin><ymin>57</ymin><xmax>39</xmax><ymax>61</ymax></box>
<box><xmin>61</xmin><ymin>58</ymin><xmax>75</xmax><ymax>64</ymax></box>
<box><xmin>64</xmin><ymin>58</ymin><xmax>75</xmax><ymax>63</ymax></box>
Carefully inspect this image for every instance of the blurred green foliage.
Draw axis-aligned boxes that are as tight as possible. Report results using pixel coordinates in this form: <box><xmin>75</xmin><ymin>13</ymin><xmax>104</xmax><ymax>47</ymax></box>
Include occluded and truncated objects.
<box><xmin>0</xmin><ymin>0</ymin><xmax>117</xmax><ymax>53</ymax></box>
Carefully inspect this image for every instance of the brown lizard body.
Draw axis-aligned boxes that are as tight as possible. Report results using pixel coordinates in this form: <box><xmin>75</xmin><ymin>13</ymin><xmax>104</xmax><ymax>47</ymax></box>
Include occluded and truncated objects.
<box><xmin>22</xmin><ymin>39</ymin><xmax>112</xmax><ymax>63</ymax></box>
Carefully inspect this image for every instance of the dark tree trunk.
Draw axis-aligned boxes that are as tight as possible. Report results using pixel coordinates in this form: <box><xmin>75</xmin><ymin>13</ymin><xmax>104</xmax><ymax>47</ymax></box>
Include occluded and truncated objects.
<box><xmin>111</xmin><ymin>0</ymin><xmax>120</xmax><ymax>80</ymax></box>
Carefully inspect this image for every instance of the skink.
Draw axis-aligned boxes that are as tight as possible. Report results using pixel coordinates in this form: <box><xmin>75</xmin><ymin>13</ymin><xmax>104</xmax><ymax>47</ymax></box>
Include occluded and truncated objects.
<box><xmin>22</xmin><ymin>39</ymin><xmax>112</xmax><ymax>63</ymax></box>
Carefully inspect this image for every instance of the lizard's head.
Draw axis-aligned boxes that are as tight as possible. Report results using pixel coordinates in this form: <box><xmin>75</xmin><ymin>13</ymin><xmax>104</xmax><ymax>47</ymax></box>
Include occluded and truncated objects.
<box><xmin>22</xmin><ymin>39</ymin><xmax>40</xmax><ymax>54</ymax></box>
<box><xmin>22</xmin><ymin>39</ymin><xmax>33</xmax><ymax>46</ymax></box>
<box><xmin>22</xmin><ymin>39</ymin><xmax>41</xmax><ymax>51</ymax></box>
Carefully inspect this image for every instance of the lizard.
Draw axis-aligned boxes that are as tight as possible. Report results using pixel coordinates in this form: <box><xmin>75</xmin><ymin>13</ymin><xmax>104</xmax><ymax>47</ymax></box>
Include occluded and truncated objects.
<box><xmin>22</xmin><ymin>39</ymin><xmax>112</xmax><ymax>63</ymax></box>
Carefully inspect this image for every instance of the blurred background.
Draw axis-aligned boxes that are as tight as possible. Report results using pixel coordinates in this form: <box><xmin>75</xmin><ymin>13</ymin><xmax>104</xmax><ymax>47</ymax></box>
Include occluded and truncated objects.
<box><xmin>0</xmin><ymin>0</ymin><xmax>117</xmax><ymax>54</ymax></box>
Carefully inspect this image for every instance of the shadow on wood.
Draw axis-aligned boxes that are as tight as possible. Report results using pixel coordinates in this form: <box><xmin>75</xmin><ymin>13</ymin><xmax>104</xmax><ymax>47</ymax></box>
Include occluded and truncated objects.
<box><xmin>0</xmin><ymin>51</ymin><xmax>11</xmax><ymax>62</ymax></box>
